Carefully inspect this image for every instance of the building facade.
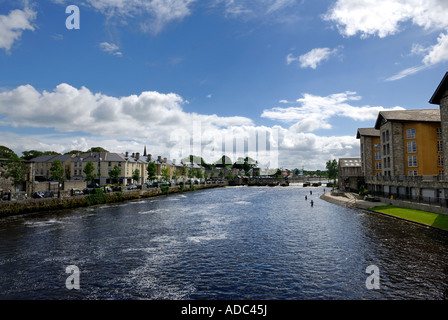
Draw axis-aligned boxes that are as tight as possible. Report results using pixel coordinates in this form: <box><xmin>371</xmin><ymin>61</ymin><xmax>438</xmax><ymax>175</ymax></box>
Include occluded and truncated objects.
<box><xmin>356</xmin><ymin>128</ymin><xmax>381</xmax><ymax>177</ymax></box>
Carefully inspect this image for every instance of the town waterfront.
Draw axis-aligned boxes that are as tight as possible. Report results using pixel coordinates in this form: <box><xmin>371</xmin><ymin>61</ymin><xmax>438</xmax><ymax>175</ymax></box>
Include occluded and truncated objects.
<box><xmin>1</xmin><ymin>185</ymin><xmax>448</xmax><ymax>300</ymax></box>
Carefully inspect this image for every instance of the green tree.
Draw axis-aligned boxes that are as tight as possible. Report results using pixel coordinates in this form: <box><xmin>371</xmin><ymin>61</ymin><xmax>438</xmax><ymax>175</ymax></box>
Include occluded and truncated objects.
<box><xmin>1</xmin><ymin>155</ymin><xmax>26</xmax><ymax>191</ymax></box>
<box><xmin>83</xmin><ymin>161</ymin><xmax>96</xmax><ymax>183</ymax></box>
<box><xmin>87</xmin><ymin>147</ymin><xmax>109</xmax><ymax>153</ymax></box>
<box><xmin>326</xmin><ymin>159</ymin><xmax>338</xmax><ymax>185</ymax></box>
<box><xmin>275</xmin><ymin>168</ymin><xmax>282</xmax><ymax>178</ymax></box>
<box><xmin>0</xmin><ymin>146</ymin><xmax>17</xmax><ymax>159</ymax></box>
<box><xmin>50</xmin><ymin>159</ymin><xmax>65</xmax><ymax>183</ymax></box>
<box><xmin>132</xmin><ymin>168</ymin><xmax>140</xmax><ymax>183</ymax></box>
<box><xmin>147</xmin><ymin>162</ymin><xmax>157</xmax><ymax>181</ymax></box>
<box><xmin>161</xmin><ymin>167</ymin><xmax>170</xmax><ymax>182</ymax></box>
<box><xmin>109</xmin><ymin>165</ymin><xmax>121</xmax><ymax>184</ymax></box>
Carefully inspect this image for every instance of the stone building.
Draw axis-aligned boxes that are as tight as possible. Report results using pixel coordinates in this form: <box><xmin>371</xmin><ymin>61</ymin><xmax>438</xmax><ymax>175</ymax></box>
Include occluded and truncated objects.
<box><xmin>356</xmin><ymin>128</ymin><xmax>381</xmax><ymax>177</ymax></box>
<box><xmin>429</xmin><ymin>71</ymin><xmax>448</xmax><ymax>177</ymax></box>
<box><xmin>373</xmin><ymin>109</ymin><xmax>442</xmax><ymax>177</ymax></box>
<box><xmin>338</xmin><ymin>158</ymin><xmax>362</xmax><ymax>192</ymax></box>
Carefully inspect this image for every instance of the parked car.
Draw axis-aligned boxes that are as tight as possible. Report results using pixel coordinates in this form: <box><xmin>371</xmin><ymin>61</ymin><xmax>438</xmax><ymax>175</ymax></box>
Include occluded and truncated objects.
<box><xmin>127</xmin><ymin>184</ymin><xmax>138</xmax><ymax>190</ymax></box>
<box><xmin>112</xmin><ymin>185</ymin><xmax>122</xmax><ymax>192</ymax></box>
<box><xmin>33</xmin><ymin>192</ymin><xmax>44</xmax><ymax>198</ymax></box>
<box><xmin>71</xmin><ymin>189</ymin><xmax>84</xmax><ymax>196</ymax></box>
<box><xmin>43</xmin><ymin>191</ymin><xmax>54</xmax><ymax>198</ymax></box>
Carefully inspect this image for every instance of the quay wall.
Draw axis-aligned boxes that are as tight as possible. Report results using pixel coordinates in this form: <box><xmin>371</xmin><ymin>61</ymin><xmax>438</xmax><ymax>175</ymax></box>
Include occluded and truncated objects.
<box><xmin>0</xmin><ymin>183</ymin><xmax>227</xmax><ymax>218</ymax></box>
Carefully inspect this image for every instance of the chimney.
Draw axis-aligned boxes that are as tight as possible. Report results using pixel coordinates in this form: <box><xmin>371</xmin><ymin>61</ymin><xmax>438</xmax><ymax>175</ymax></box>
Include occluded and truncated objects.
<box><xmin>132</xmin><ymin>152</ymin><xmax>135</xmax><ymax>158</ymax></box>
<box><xmin>125</xmin><ymin>151</ymin><xmax>129</xmax><ymax>158</ymax></box>
<box><xmin>164</xmin><ymin>157</ymin><xmax>167</xmax><ymax>163</ymax></box>
<box><xmin>172</xmin><ymin>159</ymin><xmax>176</xmax><ymax>164</ymax></box>
<box><xmin>136</xmin><ymin>152</ymin><xmax>140</xmax><ymax>160</ymax></box>
<box><xmin>147</xmin><ymin>154</ymin><xmax>152</xmax><ymax>162</ymax></box>
<box><xmin>158</xmin><ymin>156</ymin><xmax>162</xmax><ymax>162</ymax></box>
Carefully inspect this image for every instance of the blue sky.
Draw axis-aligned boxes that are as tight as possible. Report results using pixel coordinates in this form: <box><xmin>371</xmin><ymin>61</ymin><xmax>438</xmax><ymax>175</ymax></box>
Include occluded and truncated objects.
<box><xmin>1</xmin><ymin>0</ymin><xmax>448</xmax><ymax>169</ymax></box>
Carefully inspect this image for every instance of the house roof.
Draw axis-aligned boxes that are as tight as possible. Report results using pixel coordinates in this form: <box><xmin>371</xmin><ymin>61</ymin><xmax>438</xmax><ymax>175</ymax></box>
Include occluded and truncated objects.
<box><xmin>429</xmin><ymin>72</ymin><xmax>448</xmax><ymax>105</ymax></box>
<box><xmin>31</xmin><ymin>154</ymin><xmax>74</xmax><ymax>163</ymax></box>
<box><xmin>356</xmin><ymin>128</ymin><xmax>380</xmax><ymax>139</ymax></box>
<box><xmin>374</xmin><ymin>109</ymin><xmax>440</xmax><ymax>129</ymax></box>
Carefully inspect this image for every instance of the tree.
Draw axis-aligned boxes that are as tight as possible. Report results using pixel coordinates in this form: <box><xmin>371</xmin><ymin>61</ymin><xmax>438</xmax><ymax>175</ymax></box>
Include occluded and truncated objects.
<box><xmin>147</xmin><ymin>162</ymin><xmax>157</xmax><ymax>181</ymax></box>
<box><xmin>161</xmin><ymin>167</ymin><xmax>170</xmax><ymax>182</ymax></box>
<box><xmin>0</xmin><ymin>146</ymin><xmax>17</xmax><ymax>159</ymax></box>
<box><xmin>1</xmin><ymin>155</ymin><xmax>26</xmax><ymax>191</ymax></box>
<box><xmin>275</xmin><ymin>168</ymin><xmax>282</xmax><ymax>178</ymax></box>
<box><xmin>132</xmin><ymin>168</ymin><xmax>140</xmax><ymax>183</ymax></box>
<box><xmin>326</xmin><ymin>159</ymin><xmax>338</xmax><ymax>185</ymax></box>
<box><xmin>83</xmin><ymin>161</ymin><xmax>96</xmax><ymax>184</ymax></box>
<box><xmin>50</xmin><ymin>159</ymin><xmax>65</xmax><ymax>183</ymax></box>
<box><xmin>87</xmin><ymin>147</ymin><xmax>109</xmax><ymax>153</ymax></box>
<box><xmin>109</xmin><ymin>165</ymin><xmax>121</xmax><ymax>184</ymax></box>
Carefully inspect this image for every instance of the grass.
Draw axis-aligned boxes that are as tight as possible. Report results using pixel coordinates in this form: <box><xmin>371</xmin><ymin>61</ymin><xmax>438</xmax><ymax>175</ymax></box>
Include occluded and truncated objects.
<box><xmin>370</xmin><ymin>205</ymin><xmax>448</xmax><ymax>231</ymax></box>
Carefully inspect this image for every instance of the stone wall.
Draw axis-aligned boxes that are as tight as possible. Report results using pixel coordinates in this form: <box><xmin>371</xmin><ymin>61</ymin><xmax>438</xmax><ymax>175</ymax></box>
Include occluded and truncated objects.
<box><xmin>440</xmin><ymin>93</ymin><xmax>448</xmax><ymax>177</ymax></box>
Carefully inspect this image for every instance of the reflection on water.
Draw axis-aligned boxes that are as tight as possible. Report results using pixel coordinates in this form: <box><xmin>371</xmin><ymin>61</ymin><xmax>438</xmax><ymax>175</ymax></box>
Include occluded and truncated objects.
<box><xmin>1</xmin><ymin>185</ymin><xmax>448</xmax><ymax>300</ymax></box>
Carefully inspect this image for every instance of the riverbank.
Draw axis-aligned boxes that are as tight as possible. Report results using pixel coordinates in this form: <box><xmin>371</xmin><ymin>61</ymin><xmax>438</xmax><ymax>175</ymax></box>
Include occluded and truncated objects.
<box><xmin>320</xmin><ymin>191</ymin><xmax>448</xmax><ymax>232</ymax></box>
<box><xmin>0</xmin><ymin>183</ymin><xmax>226</xmax><ymax>218</ymax></box>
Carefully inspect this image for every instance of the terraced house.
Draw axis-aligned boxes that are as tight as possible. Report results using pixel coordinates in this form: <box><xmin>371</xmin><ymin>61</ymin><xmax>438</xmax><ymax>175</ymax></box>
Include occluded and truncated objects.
<box><xmin>71</xmin><ymin>152</ymin><xmax>148</xmax><ymax>186</ymax></box>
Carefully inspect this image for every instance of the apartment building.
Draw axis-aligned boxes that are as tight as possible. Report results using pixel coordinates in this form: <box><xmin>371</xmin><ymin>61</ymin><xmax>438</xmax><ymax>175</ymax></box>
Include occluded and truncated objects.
<box><xmin>373</xmin><ymin>109</ymin><xmax>442</xmax><ymax>177</ymax></box>
<box><xmin>32</xmin><ymin>154</ymin><xmax>76</xmax><ymax>181</ymax></box>
<box><xmin>356</xmin><ymin>128</ymin><xmax>381</xmax><ymax>177</ymax></box>
<box><xmin>71</xmin><ymin>152</ymin><xmax>149</xmax><ymax>185</ymax></box>
<box><xmin>429</xmin><ymin>71</ymin><xmax>448</xmax><ymax>176</ymax></box>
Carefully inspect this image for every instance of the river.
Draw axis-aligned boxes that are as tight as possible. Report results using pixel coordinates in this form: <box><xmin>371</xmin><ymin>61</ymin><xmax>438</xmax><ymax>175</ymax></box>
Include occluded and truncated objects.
<box><xmin>1</xmin><ymin>185</ymin><xmax>448</xmax><ymax>300</ymax></box>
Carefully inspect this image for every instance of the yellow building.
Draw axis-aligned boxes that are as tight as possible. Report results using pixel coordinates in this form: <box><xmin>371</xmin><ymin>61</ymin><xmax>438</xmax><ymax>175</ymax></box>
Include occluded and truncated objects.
<box><xmin>374</xmin><ymin>109</ymin><xmax>441</xmax><ymax>177</ymax></box>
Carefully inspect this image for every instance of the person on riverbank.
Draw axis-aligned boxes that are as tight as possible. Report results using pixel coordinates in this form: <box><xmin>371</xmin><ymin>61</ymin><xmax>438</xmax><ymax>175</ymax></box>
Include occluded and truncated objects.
<box><xmin>310</xmin><ymin>200</ymin><xmax>314</xmax><ymax>207</ymax></box>
<box><xmin>305</xmin><ymin>195</ymin><xmax>307</xmax><ymax>200</ymax></box>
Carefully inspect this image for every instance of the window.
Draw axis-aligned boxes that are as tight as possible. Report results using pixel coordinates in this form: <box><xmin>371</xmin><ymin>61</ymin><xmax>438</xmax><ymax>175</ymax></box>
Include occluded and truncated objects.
<box><xmin>437</xmin><ymin>141</ymin><xmax>443</xmax><ymax>152</ymax></box>
<box><xmin>406</xmin><ymin>128</ymin><xmax>416</xmax><ymax>139</ymax></box>
<box><xmin>407</xmin><ymin>141</ymin><xmax>417</xmax><ymax>153</ymax></box>
<box><xmin>386</xmin><ymin>144</ymin><xmax>390</xmax><ymax>155</ymax></box>
<box><xmin>386</xmin><ymin>130</ymin><xmax>390</xmax><ymax>141</ymax></box>
<box><xmin>382</xmin><ymin>132</ymin><xmax>385</xmax><ymax>142</ymax></box>
<box><xmin>375</xmin><ymin>162</ymin><xmax>382</xmax><ymax>170</ymax></box>
<box><xmin>438</xmin><ymin>154</ymin><xmax>444</xmax><ymax>167</ymax></box>
<box><xmin>375</xmin><ymin>152</ymin><xmax>381</xmax><ymax>160</ymax></box>
<box><xmin>437</xmin><ymin>127</ymin><xmax>442</xmax><ymax>138</ymax></box>
<box><xmin>439</xmin><ymin>170</ymin><xmax>444</xmax><ymax>176</ymax></box>
<box><xmin>108</xmin><ymin>161</ymin><xmax>112</xmax><ymax>167</ymax></box>
<box><xmin>408</xmin><ymin>170</ymin><xmax>418</xmax><ymax>176</ymax></box>
<box><xmin>408</xmin><ymin>155</ymin><xmax>418</xmax><ymax>167</ymax></box>
<box><xmin>374</xmin><ymin>143</ymin><xmax>381</xmax><ymax>150</ymax></box>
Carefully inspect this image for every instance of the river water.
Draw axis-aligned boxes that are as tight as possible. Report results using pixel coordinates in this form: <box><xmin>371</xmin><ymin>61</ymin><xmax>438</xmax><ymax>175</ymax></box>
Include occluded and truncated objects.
<box><xmin>1</xmin><ymin>185</ymin><xmax>448</xmax><ymax>300</ymax></box>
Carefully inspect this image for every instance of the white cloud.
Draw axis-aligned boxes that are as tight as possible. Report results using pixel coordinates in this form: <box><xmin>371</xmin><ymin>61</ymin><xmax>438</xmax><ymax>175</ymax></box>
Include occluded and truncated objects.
<box><xmin>0</xmin><ymin>83</ymin><xmax>366</xmax><ymax>169</ymax></box>
<box><xmin>385</xmin><ymin>65</ymin><xmax>427</xmax><ymax>82</ymax></box>
<box><xmin>83</xmin><ymin>0</ymin><xmax>196</xmax><ymax>35</ymax></box>
<box><xmin>0</xmin><ymin>7</ymin><xmax>37</xmax><ymax>52</ymax></box>
<box><xmin>323</xmin><ymin>0</ymin><xmax>448</xmax><ymax>39</ymax></box>
<box><xmin>214</xmin><ymin>0</ymin><xmax>299</xmax><ymax>21</ymax></box>
<box><xmin>422</xmin><ymin>30</ymin><xmax>448</xmax><ymax>66</ymax></box>
<box><xmin>99</xmin><ymin>41</ymin><xmax>123</xmax><ymax>56</ymax></box>
<box><xmin>299</xmin><ymin>46</ymin><xmax>342</xmax><ymax>69</ymax></box>
<box><xmin>261</xmin><ymin>91</ymin><xmax>404</xmax><ymax>132</ymax></box>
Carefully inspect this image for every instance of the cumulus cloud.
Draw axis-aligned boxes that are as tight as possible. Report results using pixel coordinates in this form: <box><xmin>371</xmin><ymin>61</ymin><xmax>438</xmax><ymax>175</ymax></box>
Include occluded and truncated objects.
<box><xmin>323</xmin><ymin>0</ymin><xmax>448</xmax><ymax>38</ymax></box>
<box><xmin>261</xmin><ymin>91</ymin><xmax>404</xmax><ymax>132</ymax></box>
<box><xmin>288</xmin><ymin>46</ymin><xmax>342</xmax><ymax>69</ymax></box>
<box><xmin>323</xmin><ymin>0</ymin><xmax>448</xmax><ymax>81</ymax></box>
<box><xmin>0</xmin><ymin>83</ymin><xmax>365</xmax><ymax>169</ymax></box>
<box><xmin>0</xmin><ymin>7</ymin><xmax>37</xmax><ymax>52</ymax></box>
